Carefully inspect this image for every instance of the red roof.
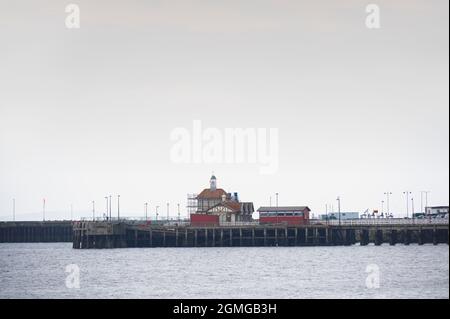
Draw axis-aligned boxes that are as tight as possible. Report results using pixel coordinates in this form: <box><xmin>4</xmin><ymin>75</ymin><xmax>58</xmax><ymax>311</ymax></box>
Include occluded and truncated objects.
<box><xmin>196</xmin><ymin>188</ymin><xmax>227</xmax><ymax>199</ymax></box>
<box><xmin>222</xmin><ymin>201</ymin><xmax>241</xmax><ymax>212</ymax></box>
<box><xmin>207</xmin><ymin>200</ymin><xmax>242</xmax><ymax>213</ymax></box>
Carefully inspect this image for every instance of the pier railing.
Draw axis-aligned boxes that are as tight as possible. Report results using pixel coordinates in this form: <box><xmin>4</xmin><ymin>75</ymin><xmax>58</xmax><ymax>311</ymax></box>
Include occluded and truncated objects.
<box><xmin>77</xmin><ymin>217</ymin><xmax>449</xmax><ymax>227</ymax></box>
<box><xmin>219</xmin><ymin>221</ymin><xmax>260</xmax><ymax>227</ymax></box>
<box><xmin>309</xmin><ymin>218</ymin><xmax>449</xmax><ymax>226</ymax></box>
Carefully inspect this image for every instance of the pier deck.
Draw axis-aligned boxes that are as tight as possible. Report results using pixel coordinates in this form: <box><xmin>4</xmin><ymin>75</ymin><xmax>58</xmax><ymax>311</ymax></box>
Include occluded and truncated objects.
<box><xmin>72</xmin><ymin>220</ymin><xmax>449</xmax><ymax>249</ymax></box>
<box><xmin>0</xmin><ymin>221</ymin><xmax>72</xmax><ymax>243</ymax></box>
<box><xmin>1</xmin><ymin>220</ymin><xmax>447</xmax><ymax>247</ymax></box>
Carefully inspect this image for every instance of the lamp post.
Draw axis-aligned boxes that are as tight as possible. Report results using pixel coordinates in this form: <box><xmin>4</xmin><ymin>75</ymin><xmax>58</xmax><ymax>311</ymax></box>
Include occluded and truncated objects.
<box><xmin>275</xmin><ymin>193</ymin><xmax>279</xmax><ymax>207</ymax></box>
<box><xmin>109</xmin><ymin>195</ymin><xmax>112</xmax><ymax>221</ymax></box>
<box><xmin>420</xmin><ymin>191</ymin><xmax>424</xmax><ymax>214</ymax></box>
<box><xmin>384</xmin><ymin>192</ymin><xmax>392</xmax><ymax>217</ymax></box>
<box><xmin>177</xmin><ymin>203</ymin><xmax>180</xmax><ymax>221</ymax></box>
<box><xmin>104</xmin><ymin>196</ymin><xmax>108</xmax><ymax>221</ymax></box>
<box><xmin>336</xmin><ymin>196</ymin><xmax>341</xmax><ymax>226</ymax></box>
<box><xmin>421</xmin><ymin>191</ymin><xmax>430</xmax><ymax>214</ymax></box>
<box><xmin>117</xmin><ymin>195</ymin><xmax>120</xmax><ymax>220</ymax></box>
<box><xmin>156</xmin><ymin>206</ymin><xmax>159</xmax><ymax>221</ymax></box>
<box><xmin>92</xmin><ymin>200</ymin><xmax>95</xmax><ymax>221</ymax></box>
<box><xmin>381</xmin><ymin>200</ymin><xmax>384</xmax><ymax>218</ymax></box>
<box><xmin>167</xmin><ymin>203</ymin><xmax>170</xmax><ymax>222</ymax></box>
<box><xmin>403</xmin><ymin>191</ymin><xmax>411</xmax><ymax>218</ymax></box>
<box><xmin>411</xmin><ymin>197</ymin><xmax>415</xmax><ymax>221</ymax></box>
<box><xmin>43</xmin><ymin>198</ymin><xmax>46</xmax><ymax>221</ymax></box>
<box><xmin>144</xmin><ymin>202</ymin><xmax>148</xmax><ymax>220</ymax></box>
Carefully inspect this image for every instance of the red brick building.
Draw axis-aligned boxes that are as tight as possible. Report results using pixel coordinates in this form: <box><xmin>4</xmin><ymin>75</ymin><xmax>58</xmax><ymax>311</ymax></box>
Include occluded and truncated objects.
<box><xmin>257</xmin><ymin>206</ymin><xmax>310</xmax><ymax>225</ymax></box>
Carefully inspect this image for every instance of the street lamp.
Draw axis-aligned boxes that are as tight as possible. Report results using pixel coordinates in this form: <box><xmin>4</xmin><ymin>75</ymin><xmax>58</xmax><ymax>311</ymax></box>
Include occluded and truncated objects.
<box><xmin>384</xmin><ymin>192</ymin><xmax>392</xmax><ymax>217</ymax></box>
<box><xmin>421</xmin><ymin>191</ymin><xmax>431</xmax><ymax>214</ymax></box>
<box><xmin>92</xmin><ymin>200</ymin><xmax>95</xmax><ymax>221</ymax></box>
<box><xmin>156</xmin><ymin>206</ymin><xmax>159</xmax><ymax>221</ymax></box>
<box><xmin>411</xmin><ymin>197</ymin><xmax>415</xmax><ymax>221</ymax></box>
<box><xmin>43</xmin><ymin>198</ymin><xmax>46</xmax><ymax>221</ymax></box>
<box><xmin>336</xmin><ymin>196</ymin><xmax>341</xmax><ymax>226</ymax></box>
<box><xmin>275</xmin><ymin>193</ymin><xmax>279</xmax><ymax>207</ymax></box>
<box><xmin>109</xmin><ymin>195</ymin><xmax>112</xmax><ymax>221</ymax></box>
<box><xmin>177</xmin><ymin>203</ymin><xmax>180</xmax><ymax>221</ymax></box>
<box><xmin>403</xmin><ymin>191</ymin><xmax>411</xmax><ymax>218</ymax></box>
<box><xmin>144</xmin><ymin>202</ymin><xmax>148</xmax><ymax>220</ymax></box>
<box><xmin>167</xmin><ymin>203</ymin><xmax>170</xmax><ymax>221</ymax></box>
<box><xmin>117</xmin><ymin>195</ymin><xmax>120</xmax><ymax>220</ymax></box>
<box><xmin>104</xmin><ymin>196</ymin><xmax>108</xmax><ymax>221</ymax></box>
<box><xmin>381</xmin><ymin>200</ymin><xmax>384</xmax><ymax>218</ymax></box>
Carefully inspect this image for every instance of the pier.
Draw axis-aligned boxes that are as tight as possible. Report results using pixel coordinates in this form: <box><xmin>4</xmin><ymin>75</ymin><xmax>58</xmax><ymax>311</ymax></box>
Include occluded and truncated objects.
<box><xmin>72</xmin><ymin>219</ymin><xmax>449</xmax><ymax>249</ymax></box>
<box><xmin>1</xmin><ymin>219</ymin><xmax>447</xmax><ymax>247</ymax></box>
<box><xmin>0</xmin><ymin>221</ymin><xmax>72</xmax><ymax>243</ymax></box>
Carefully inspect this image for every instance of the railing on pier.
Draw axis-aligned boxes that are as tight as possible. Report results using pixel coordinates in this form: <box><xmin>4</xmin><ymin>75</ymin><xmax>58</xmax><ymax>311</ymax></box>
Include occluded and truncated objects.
<box><xmin>78</xmin><ymin>217</ymin><xmax>191</xmax><ymax>224</ymax></box>
<box><xmin>309</xmin><ymin>218</ymin><xmax>449</xmax><ymax>226</ymax></box>
<box><xmin>219</xmin><ymin>221</ymin><xmax>260</xmax><ymax>227</ymax></box>
<box><xmin>77</xmin><ymin>216</ymin><xmax>449</xmax><ymax>227</ymax></box>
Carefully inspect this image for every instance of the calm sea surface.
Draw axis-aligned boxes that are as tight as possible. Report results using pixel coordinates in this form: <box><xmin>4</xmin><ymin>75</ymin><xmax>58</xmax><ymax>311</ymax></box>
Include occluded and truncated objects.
<box><xmin>0</xmin><ymin>243</ymin><xmax>448</xmax><ymax>299</ymax></box>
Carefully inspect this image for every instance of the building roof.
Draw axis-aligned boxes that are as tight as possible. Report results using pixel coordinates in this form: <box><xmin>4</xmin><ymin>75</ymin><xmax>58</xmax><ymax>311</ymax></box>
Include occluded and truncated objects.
<box><xmin>196</xmin><ymin>188</ymin><xmax>227</xmax><ymax>199</ymax></box>
<box><xmin>258</xmin><ymin>206</ymin><xmax>310</xmax><ymax>212</ymax></box>
<box><xmin>207</xmin><ymin>200</ymin><xmax>241</xmax><ymax>213</ymax></box>
<box><xmin>206</xmin><ymin>201</ymin><xmax>255</xmax><ymax>214</ymax></box>
<box><xmin>221</xmin><ymin>201</ymin><xmax>242</xmax><ymax>212</ymax></box>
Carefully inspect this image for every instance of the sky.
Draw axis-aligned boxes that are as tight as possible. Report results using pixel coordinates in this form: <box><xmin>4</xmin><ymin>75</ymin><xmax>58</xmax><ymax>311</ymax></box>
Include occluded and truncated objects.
<box><xmin>0</xmin><ymin>0</ymin><xmax>448</xmax><ymax>221</ymax></box>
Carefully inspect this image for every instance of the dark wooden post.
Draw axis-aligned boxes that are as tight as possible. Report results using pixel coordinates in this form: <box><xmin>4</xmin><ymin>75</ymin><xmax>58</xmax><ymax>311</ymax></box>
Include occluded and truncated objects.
<box><xmin>194</xmin><ymin>229</ymin><xmax>198</xmax><ymax>247</ymax></box>
<box><xmin>149</xmin><ymin>228</ymin><xmax>153</xmax><ymax>247</ymax></box>
<box><xmin>263</xmin><ymin>228</ymin><xmax>267</xmax><ymax>246</ymax></box>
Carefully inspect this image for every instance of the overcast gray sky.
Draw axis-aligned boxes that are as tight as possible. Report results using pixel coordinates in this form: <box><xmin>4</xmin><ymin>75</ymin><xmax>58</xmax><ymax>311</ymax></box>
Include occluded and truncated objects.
<box><xmin>0</xmin><ymin>0</ymin><xmax>448</xmax><ymax>220</ymax></box>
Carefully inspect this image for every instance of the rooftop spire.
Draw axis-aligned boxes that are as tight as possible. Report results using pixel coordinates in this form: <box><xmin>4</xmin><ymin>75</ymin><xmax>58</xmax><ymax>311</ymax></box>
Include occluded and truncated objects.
<box><xmin>210</xmin><ymin>174</ymin><xmax>217</xmax><ymax>190</ymax></box>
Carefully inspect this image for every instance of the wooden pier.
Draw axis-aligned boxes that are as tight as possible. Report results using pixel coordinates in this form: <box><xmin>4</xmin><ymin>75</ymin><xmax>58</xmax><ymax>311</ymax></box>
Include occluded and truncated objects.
<box><xmin>0</xmin><ymin>221</ymin><xmax>72</xmax><ymax>243</ymax></box>
<box><xmin>1</xmin><ymin>220</ymin><xmax>447</xmax><ymax>248</ymax></box>
<box><xmin>72</xmin><ymin>220</ymin><xmax>449</xmax><ymax>249</ymax></box>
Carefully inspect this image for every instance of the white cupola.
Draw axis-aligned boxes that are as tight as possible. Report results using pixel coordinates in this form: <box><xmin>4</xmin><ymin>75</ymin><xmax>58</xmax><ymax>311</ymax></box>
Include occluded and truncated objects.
<box><xmin>210</xmin><ymin>174</ymin><xmax>217</xmax><ymax>191</ymax></box>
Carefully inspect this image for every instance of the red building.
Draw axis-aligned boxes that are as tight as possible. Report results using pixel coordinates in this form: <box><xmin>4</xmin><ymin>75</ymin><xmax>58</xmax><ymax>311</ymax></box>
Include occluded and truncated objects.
<box><xmin>190</xmin><ymin>175</ymin><xmax>254</xmax><ymax>226</ymax></box>
<box><xmin>257</xmin><ymin>206</ymin><xmax>311</xmax><ymax>225</ymax></box>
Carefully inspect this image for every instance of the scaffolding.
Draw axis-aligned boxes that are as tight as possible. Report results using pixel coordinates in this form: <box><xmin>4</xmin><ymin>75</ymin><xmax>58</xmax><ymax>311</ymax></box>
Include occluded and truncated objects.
<box><xmin>187</xmin><ymin>193</ymin><xmax>198</xmax><ymax>215</ymax></box>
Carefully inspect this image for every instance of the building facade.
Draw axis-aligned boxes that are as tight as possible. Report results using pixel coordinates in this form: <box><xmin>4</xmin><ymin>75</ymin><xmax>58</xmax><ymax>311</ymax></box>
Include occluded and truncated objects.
<box><xmin>257</xmin><ymin>206</ymin><xmax>310</xmax><ymax>225</ymax></box>
<box><xmin>425</xmin><ymin>206</ymin><xmax>449</xmax><ymax>217</ymax></box>
<box><xmin>190</xmin><ymin>175</ymin><xmax>254</xmax><ymax>226</ymax></box>
<box><xmin>320</xmin><ymin>212</ymin><xmax>360</xmax><ymax>220</ymax></box>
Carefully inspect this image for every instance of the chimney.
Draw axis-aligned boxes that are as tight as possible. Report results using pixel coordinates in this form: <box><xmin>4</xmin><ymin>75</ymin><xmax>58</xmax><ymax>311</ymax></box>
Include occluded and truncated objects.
<box><xmin>221</xmin><ymin>194</ymin><xmax>226</xmax><ymax>202</ymax></box>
